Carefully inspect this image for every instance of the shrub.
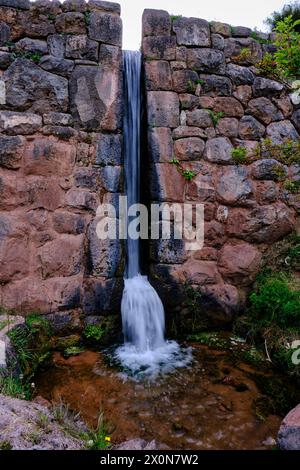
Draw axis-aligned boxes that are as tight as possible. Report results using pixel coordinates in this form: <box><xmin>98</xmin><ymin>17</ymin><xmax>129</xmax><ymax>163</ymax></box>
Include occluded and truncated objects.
<box><xmin>265</xmin><ymin>1</ymin><xmax>300</xmax><ymax>33</ymax></box>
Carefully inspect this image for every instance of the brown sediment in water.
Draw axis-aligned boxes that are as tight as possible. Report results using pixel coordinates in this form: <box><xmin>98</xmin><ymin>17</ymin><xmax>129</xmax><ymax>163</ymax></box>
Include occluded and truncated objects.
<box><xmin>35</xmin><ymin>344</ymin><xmax>283</xmax><ymax>450</ymax></box>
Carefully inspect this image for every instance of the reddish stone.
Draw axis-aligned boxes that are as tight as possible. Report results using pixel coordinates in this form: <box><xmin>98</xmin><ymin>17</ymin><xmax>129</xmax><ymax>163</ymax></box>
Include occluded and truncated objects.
<box><xmin>213</xmin><ymin>97</ymin><xmax>244</xmax><ymax>118</ymax></box>
<box><xmin>186</xmin><ymin>172</ymin><xmax>215</xmax><ymax>202</ymax></box>
<box><xmin>172</xmin><ymin>69</ymin><xmax>199</xmax><ymax>94</ymax></box>
<box><xmin>219</xmin><ymin>242</ymin><xmax>262</xmax><ymax>285</ymax></box>
<box><xmin>174</xmin><ymin>137</ymin><xmax>205</xmax><ymax>161</ymax></box>
<box><xmin>173</xmin><ymin>126</ymin><xmax>206</xmax><ymax>140</ymax></box>
<box><xmin>147</xmin><ymin>91</ymin><xmax>179</xmax><ymax>128</ymax></box>
<box><xmin>150</xmin><ymin>163</ymin><xmax>186</xmax><ymax>202</ymax></box>
<box><xmin>145</xmin><ymin>60</ymin><xmax>172</xmax><ymax>91</ymax></box>
<box><xmin>204</xmin><ymin>220</ymin><xmax>226</xmax><ymax>247</ymax></box>
<box><xmin>148</xmin><ymin>127</ymin><xmax>173</xmax><ymax>163</ymax></box>
<box><xmin>233</xmin><ymin>85</ymin><xmax>252</xmax><ymax>106</ymax></box>
<box><xmin>216</xmin><ymin>117</ymin><xmax>239</xmax><ymax>137</ymax></box>
<box><xmin>24</xmin><ymin>138</ymin><xmax>76</xmax><ymax>177</ymax></box>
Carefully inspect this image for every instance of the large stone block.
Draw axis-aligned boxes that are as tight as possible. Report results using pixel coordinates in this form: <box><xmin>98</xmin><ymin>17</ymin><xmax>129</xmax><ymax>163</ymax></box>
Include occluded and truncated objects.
<box><xmin>226</xmin><ymin>63</ymin><xmax>255</xmax><ymax>85</ymax></box>
<box><xmin>266</xmin><ymin>120</ymin><xmax>299</xmax><ymax>144</ymax></box>
<box><xmin>0</xmin><ymin>214</ymin><xmax>29</xmax><ymax>282</ymax></box>
<box><xmin>147</xmin><ymin>91</ymin><xmax>179</xmax><ymax>128</ymax></box>
<box><xmin>150</xmin><ymin>163</ymin><xmax>186</xmax><ymax>202</ymax></box>
<box><xmin>187</xmin><ymin>48</ymin><xmax>225</xmax><ymax>74</ymax></box>
<box><xmin>224</xmin><ymin>37</ymin><xmax>262</xmax><ymax>64</ymax></box>
<box><xmin>227</xmin><ymin>203</ymin><xmax>295</xmax><ymax>243</ymax></box>
<box><xmin>172</xmin><ymin>69</ymin><xmax>199</xmax><ymax>94</ymax></box>
<box><xmin>82</xmin><ymin>277</ymin><xmax>123</xmax><ymax>315</ymax></box>
<box><xmin>150</xmin><ymin>236</ymin><xmax>187</xmax><ymax>264</ymax></box>
<box><xmin>23</xmin><ymin>138</ymin><xmax>76</xmax><ymax>176</ymax></box>
<box><xmin>3</xmin><ymin>58</ymin><xmax>69</xmax><ymax>113</ymax></box>
<box><xmin>65</xmin><ymin>188</ymin><xmax>98</xmax><ymax>211</ymax></box>
<box><xmin>145</xmin><ymin>60</ymin><xmax>172</xmax><ymax>91</ymax></box>
<box><xmin>219</xmin><ymin>242</ymin><xmax>261</xmax><ymax>286</ymax></box>
<box><xmin>148</xmin><ymin>127</ymin><xmax>173</xmax><ymax>163</ymax></box>
<box><xmin>173</xmin><ymin>17</ymin><xmax>210</xmax><ymax>46</ymax></box>
<box><xmin>70</xmin><ymin>65</ymin><xmax>122</xmax><ymax>131</ymax></box>
<box><xmin>216</xmin><ymin>166</ymin><xmax>252</xmax><ymax>205</ymax></box>
<box><xmin>52</xmin><ymin>211</ymin><xmax>86</xmax><ymax>235</ymax></box>
<box><xmin>246</xmin><ymin>97</ymin><xmax>283</xmax><ymax>125</ymax></box>
<box><xmin>174</xmin><ymin>137</ymin><xmax>205</xmax><ymax>161</ymax></box>
<box><xmin>38</xmin><ymin>235</ymin><xmax>84</xmax><ymax>279</ymax></box>
<box><xmin>88</xmin><ymin>11</ymin><xmax>122</xmax><ymax>46</ymax></box>
<box><xmin>95</xmin><ymin>132</ymin><xmax>122</xmax><ymax>166</ymax></box>
<box><xmin>251</xmin><ymin>159</ymin><xmax>287</xmax><ymax>180</ymax></box>
<box><xmin>47</xmin><ymin>34</ymin><xmax>65</xmax><ymax>58</ymax></box>
<box><xmin>15</xmin><ymin>37</ymin><xmax>48</xmax><ymax>55</ymax></box>
<box><xmin>55</xmin><ymin>12</ymin><xmax>86</xmax><ymax>34</ymax></box>
<box><xmin>26</xmin><ymin>176</ymin><xmax>65</xmax><ymax>211</ymax></box>
<box><xmin>0</xmin><ymin>135</ymin><xmax>24</xmax><ymax>169</ymax></box>
<box><xmin>142</xmin><ymin>9</ymin><xmax>171</xmax><ymax>36</ymax></box>
<box><xmin>253</xmin><ymin>77</ymin><xmax>284</xmax><ymax>97</ymax></box>
<box><xmin>142</xmin><ymin>36</ymin><xmax>176</xmax><ymax>60</ymax></box>
<box><xmin>186</xmin><ymin>109</ymin><xmax>212</xmax><ymax>127</ymax></box>
<box><xmin>199</xmin><ymin>74</ymin><xmax>232</xmax><ymax>96</ymax></box>
<box><xmin>213</xmin><ymin>96</ymin><xmax>244</xmax><ymax>118</ymax></box>
<box><xmin>88</xmin><ymin>218</ymin><xmax>122</xmax><ymax>277</ymax></box>
<box><xmin>0</xmin><ymin>111</ymin><xmax>42</xmax><ymax>135</ymax></box>
<box><xmin>239</xmin><ymin>115</ymin><xmax>265</xmax><ymax>140</ymax></box>
<box><xmin>205</xmin><ymin>137</ymin><xmax>233</xmax><ymax>164</ymax></box>
<box><xmin>39</xmin><ymin>56</ymin><xmax>75</xmax><ymax>77</ymax></box>
<box><xmin>65</xmin><ymin>35</ymin><xmax>98</xmax><ymax>61</ymax></box>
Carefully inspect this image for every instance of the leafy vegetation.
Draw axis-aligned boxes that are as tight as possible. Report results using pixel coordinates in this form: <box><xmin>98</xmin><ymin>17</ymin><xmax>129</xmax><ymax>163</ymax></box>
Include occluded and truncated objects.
<box><xmin>265</xmin><ymin>1</ymin><xmax>300</xmax><ymax>33</ymax></box>
<box><xmin>231</xmin><ymin>146</ymin><xmax>248</xmax><ymax>164</ymax></box>
<box><xmin>170</xmin><ymin>158</ymin><xmax>196</xmax><ymax>181</ymax></box>
<box><xmin>83</xmin><ymin>317</ymin><xmax>118</xmax><ymax>346</ymax></box>
<box><xmin>208</xmin><ymin>110</ymin><xmax>225</xmax><ymax>126</ymax></box>
<box><xmin>283</xmin><ymin>179</ymin><xmax>300</xmax><ymax>193</ymax></box>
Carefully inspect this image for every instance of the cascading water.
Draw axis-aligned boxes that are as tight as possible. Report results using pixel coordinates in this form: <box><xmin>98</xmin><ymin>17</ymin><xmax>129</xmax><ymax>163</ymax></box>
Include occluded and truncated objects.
<box><xmin>115</xmin><ymin>51</ymin><xmax>191</xmax><ymax>379</ymax></box>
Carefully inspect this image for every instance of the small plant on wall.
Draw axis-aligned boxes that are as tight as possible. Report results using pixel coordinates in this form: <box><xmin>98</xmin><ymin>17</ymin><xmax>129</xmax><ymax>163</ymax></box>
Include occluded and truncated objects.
<box><xmin>170</xmin><ymin>158</ymin><xmax>196</xmax><ymax>181</ymax></box>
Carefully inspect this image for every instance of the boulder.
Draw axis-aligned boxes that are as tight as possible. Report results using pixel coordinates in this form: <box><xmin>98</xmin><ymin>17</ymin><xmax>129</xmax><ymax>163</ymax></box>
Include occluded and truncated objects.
<box><xmin>52</xmin><ymin>212</ymin><xmax>85</xmax><ymax>235</ymax></box>
<box><xmin>226</xmin><ymin>63</ymin><xmax>255</xmax><ymax>85</ymax></box>
<box><xmin>47</xmin><ymin>34</ymin><xmax>65</xmax><ymax>58</ymax></box>
<box><xmin>15</xmin><ymin>37</ymin><xmax>47</xmax><ymax>55</ymax></box>
<box><xmin>216</xmin><ymin>117</ymin><xmax>239</xmax><ymax>137</ymax></box>
<box><xmin>200</xmin><ymin>282</ymin><xmax>241</xmax><ymax>324</ymax></box>
<box><xmin>144</xmin><ymin>60</ymin><xmax>172</xmax><ymax>91</ymax></box>
<box><xmin>253</xmin><ymin>77</ymin><xmax>284</xmax><ymax>97</ymax></box>
<box><xmin>278</xmin><ymin>404</ymin><xmax>300</xmax><ymax>450</ymax></box>
<box><xmin>23</xmin><ymin>138</ymin><xmax>75</xmax><ymax>177</ymax></box>
<box><xmin>3</xmin><ymin>58</ymin><xmax>69</xmax><ymax>113</ymax></box>
<box><xmin>216</xmin><ymin>166</ymin><xmax>252</xmax><ymax>205</ymax></box>
<box><xmin>65</xmin><ymin>35</ymin><xmax>99</xmax><ymax>61</ymax></box>
<box><xmin>187</xmin><ymin>48</ymin><xmax>225</xmax><ymax>74</ymax></box>
<box><xmin>173</xmin><ymin>126</ymin><xmax>206</xmax><ymax>139</ymax></box>
<box><xmin>172</xmin><ymin>69</ymin><xmax>199</xmax><ymax>94</ymax></box>
<box><xmin>210</xmin><ymin>21</ymin><xmax>231</xmax><ymax>37</ymax></box>
<box><xmin>211</xmin><ymin>33</ymin><xmax>224</xmax><ymax>50</ymax></box>
<box><xmin>199</xmin><ymin>74</ymin><xmax>232</xmax><ymax>96</ymax></box>
<box><xmin>173</xmin><ymin>17</ymin><xmax>210</xmax><ymax>47</ymax></box>
<box><xmin>233</xmin><ymin>85</ymin><xmax>252</xmax><ymax>106</ymax></box>
<box><xmin>82</xmin><ymin>277</ymin><xmax>123</xmax><ymax>315</ymax></box>
<box><xmin>87</xmin><ymin>0</ymin><xmax>121</xmax><ymax>15</ymax></box>
<box><xmin>39</xmin><ymin>56</ymin><xmax>75</xmax><ymax>77</ymax></box>
<box><xmin>55</xmin><ymin>12</ymin><xmax>86</xmax><ymax>35</ymax></box>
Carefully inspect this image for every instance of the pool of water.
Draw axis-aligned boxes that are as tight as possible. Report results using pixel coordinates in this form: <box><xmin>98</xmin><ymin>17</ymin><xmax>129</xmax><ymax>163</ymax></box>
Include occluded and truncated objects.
<box><xmin>35</xmin><ymin>341</ymin><xmax>287</xmax><ymax>450</ymax></box>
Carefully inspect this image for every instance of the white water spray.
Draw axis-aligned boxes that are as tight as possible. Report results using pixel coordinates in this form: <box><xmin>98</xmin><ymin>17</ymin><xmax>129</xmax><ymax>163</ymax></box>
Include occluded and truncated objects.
<box><xmin>115</xmin><ymin>51</ymin><xmax>191</xmax><ymax>379</ymax></box>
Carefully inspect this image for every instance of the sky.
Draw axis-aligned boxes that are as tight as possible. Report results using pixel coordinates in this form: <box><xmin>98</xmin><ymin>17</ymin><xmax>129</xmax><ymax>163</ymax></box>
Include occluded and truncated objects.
<box><xmin>119</xmin><ymin>0</ymin><xmax>287</xmax><ymax>50</ymax></box>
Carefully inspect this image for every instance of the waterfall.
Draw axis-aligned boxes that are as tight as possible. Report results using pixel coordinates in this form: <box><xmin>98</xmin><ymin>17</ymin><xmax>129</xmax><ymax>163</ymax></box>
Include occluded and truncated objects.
<box><xmin>115</xmin><ymin>51</ymin><xmax>191</xmax><ymax>379</ymax></box>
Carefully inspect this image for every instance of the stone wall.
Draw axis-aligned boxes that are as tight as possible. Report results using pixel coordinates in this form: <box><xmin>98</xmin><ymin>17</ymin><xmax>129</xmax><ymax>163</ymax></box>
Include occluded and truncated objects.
<box><xmin>0</xmin><ymin>0</ymin><xmax>124</xmax><ymax>323</ymax></box>
<box><xmin>142</xmin><ymin>9</ymin><xmax>300</xmax><ymax>325</ymax></box>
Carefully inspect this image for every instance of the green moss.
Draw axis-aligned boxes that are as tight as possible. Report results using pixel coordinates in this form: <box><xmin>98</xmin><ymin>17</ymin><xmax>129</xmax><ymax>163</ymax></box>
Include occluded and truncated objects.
<box><xmin>55</xmin><ymin>335</ymin><xmax>81</xmax><ymax>351</ymax></box>
<box><xmin>231</xmin><ymin>146</ymin><xmax>248</xmax><ymax>164</ymax></box>
<box><xmin>208</xmin><ymin>110</ymin><xmax>225</xmax><ymax>126</ymax></box>
<box><xmin>63</xmin><ymin>346</ymin><xmax>85</xmax><ymax>359</ymax></box>
<box><xmin>170</xmin><ymin>14</ymin><xmax>183</xmax><ymax>22</ymax></box>
<box><xmin>83</xmin><ymin>317</ymin><xmax>118</xmax><ymax>346</ymax></box>
<box><xmin>284</xmin><ymin>179</ymin><xmax>300</xmax><ymax>193</ymax></box>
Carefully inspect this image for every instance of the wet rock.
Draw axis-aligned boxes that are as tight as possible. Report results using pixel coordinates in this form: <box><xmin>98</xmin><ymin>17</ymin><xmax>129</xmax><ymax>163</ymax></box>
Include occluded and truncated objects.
<box><xmin>143</xmin><ymin>35</ymin><xmax>176</xmax><ymax>60</ymax></box>
<box><xmin>186</xmin><ymin>109</ymin><xmax>212</xmax><ymax>127</ymax></box>
<box><xmin>55</xmin><ymin>12</ymin><xmax>86</xmax><ymax>35</ymax></box>
<box><xmin>278</xmin><ymin>404</ymin><xmax>300</xmax><ymax>450</ymax></box>
<box><xmin>219</xmin><ymin>242</ymin><xmax>262</xmax><ymax>285</ymax></box>
<box><xmin>95</xmin><ymin>133</ymin><xmax>122</xmax><ymax>166</ymax></box>
<box><xmin>173</xmin><ymin>17</ymin><xmax>210</xmax><ymax>47</ymax></box>
<box><xmin>65</xmin><ymin>35</ymin><xmax>99</xmax><ymax>61</ymax></box>
<box><xmin>0</xmin><ymin>111</ymin><xmax>42</xmax><ymax>135</ymax></box>
<box><xmin>216</xmin><ymin>166</ymin><xmax>252</xmax><ymax>205</ymax></box>
<box><xmin>187</xmin><ymin>48</ymin><xmax>225</xmax><ymax>74</ymax></box>
<box><xmin>174</xmin><ymin>137</ymin><xmax>205</xmax><ymax>161</ymax></box>
<box><xmin>0</xmin><ymin>394</ymin><xmax>86</xmax><ymax>450</ymax></box>
<box><xmin>69</xmin><ymin>65</ymin><xmax>122</xmax><ymax>131</ymax></box>
<box><xmin>226</xmin><ymin>63</ymin><xmax>255</xmax><ymax>85</ymax></box>
<box><xmin>253</xmin><ymin>77</ymin><xmax>284</xmax><ymax>97</ymax></box>
<box><xmin>145</xmin><ymin>60</ymin><xmax>172</xmax><ymax>91</ymax></box>
<box><xmin>3</xmin><ymin>58</ymin><xmax>69</xmax><ymax>113</ymax></box>
<box><xmin>148</xmin><ymin>127</ymin><xmax>173</xmax><ymax>163</ymax></box>
<box><xmin>142</xmin><ymin>9</ymin><xmax>171</xmax><ymax>36</ymax></box>
<box><xmin>0</xmin><ymin>135</ymin><xmax>24</xmax><ymax>169</ymax></box>
<box><xmin>213</xmin><ymin>96</ymin><xmax>244</xmax><ymax>118</ymax></box>
<box><xmin>246</xmin><ymin>97</ymin><xmax>283</xmax><ymax>125</ymax></box>
<box><xmin>216</xmin><ymin>118</ymin><xmax>239</xmax><ymax>138</ymax></box>
<box><xmin>266</xmin><ymin>120</ymin><xmax>299</xmax><ymax>144</ymax></box>
<box><xmin>239</xmin><ymin>115</ymin><xmax>265</xmax><ymax>140</ymax></box>
<box><xmin>151</xmin><ymin>236</ymin><xmax>187</xmax><ymax>264</ymax></box>
<box><xmin>251</xmin><ymin>159</ymin><xmax>287</xmax><ymax>180</ymax></box>
<box><xmin>199</xmin><ymin>74</ymin><xmax>232</xmax><ymax>96</ymax></box>
<box><xmin>88</xmin><ymin>11</ymin><xmax>122</xmax><ymax>46</ymax></box>
<box><xmin>205</xmin><ymin>137</ymin><xmax>233</xmax><ymax>164</ymax></box>
<box><xmin>147</xmin><ymin>91</ymin><xmax>179</xmax><ymax>128</ymax></box>
<box><xmin>82</xmin><ymin>277</ymin><xmax>123</xmax><ymax>315</ymax></box>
